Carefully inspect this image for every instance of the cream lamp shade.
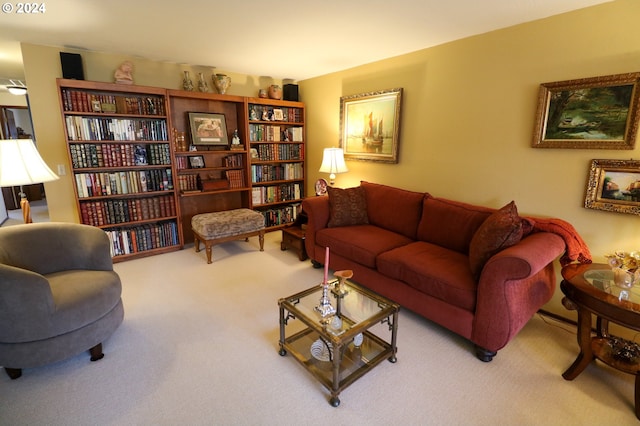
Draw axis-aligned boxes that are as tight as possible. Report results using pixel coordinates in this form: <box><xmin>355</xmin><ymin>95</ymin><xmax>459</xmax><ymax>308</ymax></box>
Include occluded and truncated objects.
<box><xmin>0</xmin><ymin>139</ymin><xmax>59</xmax><ymax>223</ymax></box>
<box><xmin>319</xmin><ymin>148</ymin><xmax>348</xmax><ymax>185</ymax></box>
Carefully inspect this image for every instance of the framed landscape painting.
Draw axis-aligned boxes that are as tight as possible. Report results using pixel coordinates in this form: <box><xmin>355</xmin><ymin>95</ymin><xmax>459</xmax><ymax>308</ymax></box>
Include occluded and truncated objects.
<box><xmin>532</xmin><ymin>73</ymin><xmax>640</xmax><ymax>149</ymax></box>
<box><xmin>584</xmin><ymin>159</ymin><xmax>640</xmax><ymax>216</ymax></box>
<box><xmin>339</xmin><ymin>88</ymin><xmax>403</xmax><ymax>163</ymax></box>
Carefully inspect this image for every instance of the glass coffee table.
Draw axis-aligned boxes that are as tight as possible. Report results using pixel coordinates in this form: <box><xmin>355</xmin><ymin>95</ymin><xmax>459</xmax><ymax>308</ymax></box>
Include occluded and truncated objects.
<box><xmin>278</xmin><ymin>278</ymin><xmax>400</xmax><ymax>407</ymax></box>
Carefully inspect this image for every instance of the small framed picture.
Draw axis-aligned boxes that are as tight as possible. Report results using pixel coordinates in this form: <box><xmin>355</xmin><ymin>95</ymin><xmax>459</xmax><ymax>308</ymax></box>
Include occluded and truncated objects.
<box><xmin>189</xmin><ymin>155</ymin><xmax>205</xmax><ymax>168</ymax></box>
<box><xmin>188</xmin><ymin>112</ymin><xmax>229</xmax><ymax>146</ymax></box>
<box><xmin>273</xmin><ymin>109</ymin><xmax>284</xmax><ymax>121</ymax></box>
<box><xmin>584</xmin><ymin>158</ymin><xmax>640</xmax><ymax>216</ymax></box>
<box><xmin>91</xmin><ymin>100</ymin><xmax>102</xmax><ymax>112</ymax></box>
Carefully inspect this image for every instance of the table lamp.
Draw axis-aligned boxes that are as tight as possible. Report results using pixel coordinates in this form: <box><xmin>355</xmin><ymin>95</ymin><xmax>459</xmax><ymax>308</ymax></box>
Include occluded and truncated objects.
<box><xmin>319</xmin><ymin>147</ymin><xmax>348</xmax><ymax>185</ymax></box>
<box><xmin>0</xmin><ymin>139</ymin><xmax>59</xmax><ymax>223</ymax></box>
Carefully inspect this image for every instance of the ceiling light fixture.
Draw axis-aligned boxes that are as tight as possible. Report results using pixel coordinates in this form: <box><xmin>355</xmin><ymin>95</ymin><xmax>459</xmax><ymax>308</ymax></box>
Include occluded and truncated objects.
<box><xmin>7</xmin><ymin>86</ymin><xmax>27</xmax><ymax>96</ymax></box>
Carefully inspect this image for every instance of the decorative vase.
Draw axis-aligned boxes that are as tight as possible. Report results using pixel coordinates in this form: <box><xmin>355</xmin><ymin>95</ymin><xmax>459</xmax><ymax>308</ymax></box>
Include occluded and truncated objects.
<box><xmin>258</xmin><ymin>89</ymin><xmax>268</xmax><ymax>98</ymax></box>
<box><xmin>182</xmin><ymin>71</ymin><xmax>194</xmax><ymax>91</ymax></box>
<box><xmin>268</xmin><ymin>84</ymin><xmax>282</xmax><ymax>100</ymax></box>
<box><xmin>197</xmin><ymin>73</ymin><xmax>209</xmax><ymax>92</ymax></box>
<box><xmin>612</xmin><ymin>267</ymin><xmax>639</xmax><ymax>300</ymax></box>
<box><xmin>212</xmin><ymin>73</ymin><xmax>231</xmax><ymax>95</ymax></box>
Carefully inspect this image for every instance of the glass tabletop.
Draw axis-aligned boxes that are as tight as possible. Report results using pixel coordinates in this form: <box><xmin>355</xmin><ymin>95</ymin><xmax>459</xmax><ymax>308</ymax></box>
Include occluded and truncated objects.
<box><xmin>584</xmin><ymin>269</ymin><xmax>640</xmax><ymax>303</ymax></box>
<box><xmin>281</xmin><ymin>279</ymin><xmax>397</xmax><ymax>340</ymax></box>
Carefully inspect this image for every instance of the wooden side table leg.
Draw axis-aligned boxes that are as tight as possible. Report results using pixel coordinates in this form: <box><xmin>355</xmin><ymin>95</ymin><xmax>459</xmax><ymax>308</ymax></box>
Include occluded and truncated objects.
<box><xmin>563</xmin><ymin>307</ymin><xmax>595</xmax><ymax>380</ymax></box>
<box><xmin>636</xmin><ymin>374</ymin><xmax>640</xmax><ymax>421</ymax></box>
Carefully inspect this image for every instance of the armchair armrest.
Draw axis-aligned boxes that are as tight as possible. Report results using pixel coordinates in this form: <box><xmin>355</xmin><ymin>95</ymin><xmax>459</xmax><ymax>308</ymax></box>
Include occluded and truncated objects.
<box><xmin>472</xmin><ymin>232</ymin><xmax>565</xmax><ymax>352</ymax></box>
<box><xmin>0</xmin><ymin>264</ymin><xmax>54</xmax><ymax>342</ymax></box>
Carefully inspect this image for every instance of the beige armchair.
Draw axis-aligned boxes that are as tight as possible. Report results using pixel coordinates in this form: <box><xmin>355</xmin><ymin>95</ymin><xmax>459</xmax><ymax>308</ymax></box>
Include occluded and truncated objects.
<box><xmin>0</xmin><ymin>222</ymin><xmax>124</xmax><ymax>379</ymax></box>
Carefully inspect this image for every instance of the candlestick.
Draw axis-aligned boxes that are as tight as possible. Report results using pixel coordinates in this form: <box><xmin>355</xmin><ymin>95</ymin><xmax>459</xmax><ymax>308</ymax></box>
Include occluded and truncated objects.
<box><xmin>323</xmin><ymin>246</ymin><xmax>329</xmax><ymax>285</ymax></box>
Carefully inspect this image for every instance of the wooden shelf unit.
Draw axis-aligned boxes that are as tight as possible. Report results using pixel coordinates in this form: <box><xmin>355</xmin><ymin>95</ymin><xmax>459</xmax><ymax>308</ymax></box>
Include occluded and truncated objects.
<box><xmin>167</xmin><ymin>90</ymin><xmax>251</xmax><ymax>244</ymax></box>
<box><xmin>247</xmin><ymin>97</ymin><xmax>305</xmax><ymax>230</ymax></box>
<box><xmin>57</xmin><ymin>78</ymin><xmax>182</xmax><ymax>262</ymax></box>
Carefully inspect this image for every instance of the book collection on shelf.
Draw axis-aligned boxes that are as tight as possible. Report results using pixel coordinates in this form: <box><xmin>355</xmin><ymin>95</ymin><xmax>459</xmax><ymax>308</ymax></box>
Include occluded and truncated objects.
<box><xmin>248</xmin><ymin>105</ymin><xmax>302</xmax><ymax>123</ymax></box>
<box><xmin>69</xmin><ymin>143</ymin><xmax>171</xmax><ymax>168</ymax></box>
<box><xmin>251</xmin><ymin>163</ymin><xmax>303</xmax><ymax>183</ymax></box>
<box><xmin>253</xmin><ymin>143</ymin><xmax>303</xmax><ymax>161</ymax></box>
<box><xmin>80</xmin><ymin>194</ymin><xmax>176</xmax><ymax>226</ymax></box>
<box><xmin>251</xmin><ymin>182</ymin><xmax>302</xmax><ymax>206</ymax></box>
<box><xmin>75</xmin><ymin>169</ymin><xmax>173</xmax><ymax>198</ymax></box>
<box><xmin>60</xmin><ymin>89</ymin><xmax>166</xmax><ymax>116</ymax></box>
<box><xmin>259</xmin><ymin>204</ymin><xmax>301</xmax><ymax>228</ymax></box>
<box><xmin>105</xmin><ymin>221</ymin><xmax>179</xmax><ymax>257</ymax></box>
<box><xmin>65</xmin><ymin>117</ymin><xmax>168</xmax><ymax>141</ymax></box>
<box><xmin>248</xmin><ymin>124</ymin><xmax>303</xmax><ymax>142</ymax></box>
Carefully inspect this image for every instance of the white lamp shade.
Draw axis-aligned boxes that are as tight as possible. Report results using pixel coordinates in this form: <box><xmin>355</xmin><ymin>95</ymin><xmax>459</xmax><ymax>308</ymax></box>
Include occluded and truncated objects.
<box><xmin>0</xmin><ymin>139</ymin><xmax>59</xmax><ymax>187</ymax></box>
<box><xmin>319</xmin><ymin>148</ymin><xmax>348</xmax><ymax>175</ymax></box>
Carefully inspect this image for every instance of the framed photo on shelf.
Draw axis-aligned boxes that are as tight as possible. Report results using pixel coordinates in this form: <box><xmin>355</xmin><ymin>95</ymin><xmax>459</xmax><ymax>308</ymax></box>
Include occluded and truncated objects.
<box><xmin>273</xmin><ymin>109</ymin><xmax>284</xmax><ymax>121</ymax></box>
<box><xmin>532</xmin><ymin>72</ymin><xmax>640</xmax><ymax>149</ymax></box>
<box><xmin>339</xmin><ymin>88</ymin><xmax>403</xmax><ymax>163</ymax></box>
<box><xmin>188</xmin><ymin>112</ymin><xmax>229</xmax><ymax>146</ymax></box>
<box><xmin>584</xmin><ymin>159</ymin><xmax>640</xmax><ymax>216</ymax></box>
<box><xmin>189</xmin><ymin>155</ymin><xmax>205</xmax><ymax>168</ymax></box>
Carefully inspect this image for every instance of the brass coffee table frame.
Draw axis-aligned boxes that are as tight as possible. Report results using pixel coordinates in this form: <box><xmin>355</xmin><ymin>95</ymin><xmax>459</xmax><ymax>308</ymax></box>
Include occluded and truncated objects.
<box><xmin>278</xmin><ymin>279</ymin><xmax>399</xmax><ymax>407</ymax></box>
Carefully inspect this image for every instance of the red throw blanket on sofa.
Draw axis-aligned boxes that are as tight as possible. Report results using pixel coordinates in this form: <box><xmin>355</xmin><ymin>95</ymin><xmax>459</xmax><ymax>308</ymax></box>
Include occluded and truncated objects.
<box><xmin>525</xmin><ymin>217</ymin><xmax>592</xmax><ymax>266</ymax></box>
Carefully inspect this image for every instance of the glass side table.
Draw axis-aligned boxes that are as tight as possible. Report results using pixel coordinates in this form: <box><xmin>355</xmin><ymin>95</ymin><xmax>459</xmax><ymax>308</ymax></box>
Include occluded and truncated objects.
<box><xmin>278</xmin><ymin>279</ymin><xmax>399</xmax><ymax>407</ymax></box>
<box><xmin>561</xmin><ymin>263</ymin><xmax>640</xmax><ymax>420</ymax></box>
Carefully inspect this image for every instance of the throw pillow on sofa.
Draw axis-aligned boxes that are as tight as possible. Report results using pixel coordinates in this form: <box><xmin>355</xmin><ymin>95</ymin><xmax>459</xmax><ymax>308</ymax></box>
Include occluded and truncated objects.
<box><xmin>327</xmin><ymin>186</ymin><xmax>369</xmax><ymax>227</ymax></box>
<box><xmin>468</xmin><ymin>200</ymin><xmax>524</xmax><ymax>278</ymax></box>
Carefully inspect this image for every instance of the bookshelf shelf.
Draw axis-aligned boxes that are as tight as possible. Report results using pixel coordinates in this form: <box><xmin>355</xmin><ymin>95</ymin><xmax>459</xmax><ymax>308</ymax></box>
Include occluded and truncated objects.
<box><xmin>58</xmin><ymin>78</ymin><xmax>182</xmax><ymax>261</ymax></box>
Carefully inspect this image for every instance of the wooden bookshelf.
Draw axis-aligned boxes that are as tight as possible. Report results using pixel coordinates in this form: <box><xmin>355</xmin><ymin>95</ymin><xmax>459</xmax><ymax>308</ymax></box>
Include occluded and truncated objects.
<box><xmin>167</xmin><ymin>90</ymin><xmax>251</xmax><ymax>244</ymax></box>
<box><xmin>57</xmin><ymin>78</ymin><xmax>182</xmax><ymax>262</ymax></box>
<box><xmin>247</xmin><ymin>97</ymin><xmax>305</xmax><ymax>230</ymax></box>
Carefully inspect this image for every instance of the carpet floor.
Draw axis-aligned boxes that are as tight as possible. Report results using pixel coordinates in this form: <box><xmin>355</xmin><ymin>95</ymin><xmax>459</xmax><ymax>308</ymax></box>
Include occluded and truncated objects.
<box><xmin>0</xmin><ymin>232</ymin><xmax>636</xmax><ymax>425</ymax></box>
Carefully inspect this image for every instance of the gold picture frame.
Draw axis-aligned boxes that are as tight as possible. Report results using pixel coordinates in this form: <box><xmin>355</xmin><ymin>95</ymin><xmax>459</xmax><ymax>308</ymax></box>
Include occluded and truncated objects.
<box><xmin>584</xmin><ymin>159</ymin><xmax>640</xmax><ymax>216</ymax></box>
<box><xmin>339</xmin><ymin>88</ymin><xmax>402</xmax><ymax>163</ymax></box>
<box><xmin>532</xmin><ymin>72</ymin><xmax>640</xmax><ymax>149</ymax></box>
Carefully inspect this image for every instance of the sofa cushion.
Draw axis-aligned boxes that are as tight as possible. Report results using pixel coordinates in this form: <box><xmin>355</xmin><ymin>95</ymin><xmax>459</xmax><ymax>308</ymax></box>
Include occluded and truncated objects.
<box><xmin>469</xmin><ymin>201</ymin><xmax>524</xmax><ymax>278</ymax></box>
<box><xmin>377</xmin><ymin>241</ymin><xmax>477</xmax><ymax>311</ymax></box>
<box><xmin>327</xmin><ymin>186</ymin><xmax>369</xmax><ymax>228</ymax></box>
<box><xmin>361</xmin><ymin>181</ymin><xmax>426</xmax><ymax>239</ymax></box>
<box><xmin>316</xmin><ymin>225</ymin><xmax>413</xmax><ymax>268</ymax></box>
<box><xmin>417</xmin><ymin>197</ymin><xmax>492</xmax><ymax>254</ymax></box>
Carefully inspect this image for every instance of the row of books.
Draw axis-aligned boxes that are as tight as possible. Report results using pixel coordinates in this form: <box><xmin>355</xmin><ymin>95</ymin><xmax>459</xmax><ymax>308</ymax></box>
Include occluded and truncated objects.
<box><xmin>174</xmin><ymin>153</ymin><xmax>244</xmax><ymax>171</ymax></box>
<box><xmin>80</xmin><ymin>195</ymin><xmax>176</xmax><ymax>227</ymax></box>
<box><xmin>252</xmin><ymin>143</ymin><xmax>303</xmax><ymax>161</ymax></box>
<box><xmin>61</xmin><ymin>89</ymin><xmax>166</xmax><ymax>116</ymax></box>
<box><xmin>65</xmin><ymin>116</ymin><xmax>168</xmax><ymax>142</ymax></box>
<box><xmin>70</xmin><ymin>143</ymin><xmax>171</xmax><ymax>168</ymax></box>
<box><xmin>251</xmin><ymin>163</ymin><xmax>303</xmax><ymax>183</ymax></box>
<box><xmin>248</xmin><ymin>124</ymin><xmax>303</xmax><ymax>142</ymax></box>
<box><xmin>178</xmin><ymin>169</ymin><xmax>245</xmax><ymax>192</ymax></box>
<box><xmin>75</xmin><ymin>168</ymin><xmax>174</xmax><ymax>198</ymax></box>
<box><xmin>248</xmin><ymin>105</ymin><xmax>302</xmax><ymax>123</ymax></box>
<box><xmin>257</xmin><ymin>203</ymin><xmax>301</xmax><ymax>227</ymax></box>
<box><xmin>251</xmin><ymin>183</ymin><xmax>302</xmax><ymax>205</ymax></box>
<box><xmin>223</xmin><ymin>154</ymin><xmax>244</xmax><ymax>167</ymax></box>
<box><xmin>105</xmin><ymin>221</ymin><xmax>179</xmax><ymax>257</ymax></box>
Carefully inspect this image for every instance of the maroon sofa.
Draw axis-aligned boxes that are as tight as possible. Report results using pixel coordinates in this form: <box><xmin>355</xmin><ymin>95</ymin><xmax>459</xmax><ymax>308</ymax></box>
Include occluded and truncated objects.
<box><xmin>302</xmin><ymin>181</ymin><xmax>567</xmax><ymax>361</ymax></box>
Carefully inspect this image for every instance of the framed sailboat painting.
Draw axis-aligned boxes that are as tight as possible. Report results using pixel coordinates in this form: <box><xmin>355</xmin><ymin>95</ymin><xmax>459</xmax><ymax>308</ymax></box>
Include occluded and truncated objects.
<box><xmin>339</xmin><ymin>88</ymin><xmax>403</xmax><ymax>163</ymax></box>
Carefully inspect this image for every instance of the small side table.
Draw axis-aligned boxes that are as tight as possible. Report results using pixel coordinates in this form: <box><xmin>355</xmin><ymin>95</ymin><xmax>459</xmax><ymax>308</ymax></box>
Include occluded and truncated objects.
<box><xmin>281</xmin><ymin>225</ymin><xmax>307</xmax><ymax>261</ymax></box>
<box><xmin>561</xmin><ymin>263</ymin><xmax>640</xmax><ymax>420</ymax></box>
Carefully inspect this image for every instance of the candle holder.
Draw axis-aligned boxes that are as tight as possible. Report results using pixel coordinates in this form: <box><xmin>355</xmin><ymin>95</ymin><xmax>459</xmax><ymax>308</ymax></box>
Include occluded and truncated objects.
<box><xmin>315</xmin><ymin>281</ymin><xmax>336</xmax><ymax>318</ymax></box>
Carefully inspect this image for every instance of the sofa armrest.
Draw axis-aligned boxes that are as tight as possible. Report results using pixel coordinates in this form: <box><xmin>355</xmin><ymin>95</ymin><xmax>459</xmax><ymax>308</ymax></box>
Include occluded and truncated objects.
<box><xmin>471</xmin><ymin>232</ymin><xmax>565</xmax><ymax>352</ymax></box>
<box><xmin>302</xmin><ymin>196</ymin><xmax>330</xmax><ymax>261</ymax></box>
<box><xmin>0</xmin><ymin>264</ymin><xmax>54</xmax><ymax>341</ymax></box>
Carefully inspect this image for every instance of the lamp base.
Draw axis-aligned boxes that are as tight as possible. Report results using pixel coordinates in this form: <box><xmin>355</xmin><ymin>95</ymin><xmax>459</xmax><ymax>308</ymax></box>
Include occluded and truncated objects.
<box><xmin>20</xmin><ymin>192</ymin><xmax>32</xmax><ymax>224</ymax></box>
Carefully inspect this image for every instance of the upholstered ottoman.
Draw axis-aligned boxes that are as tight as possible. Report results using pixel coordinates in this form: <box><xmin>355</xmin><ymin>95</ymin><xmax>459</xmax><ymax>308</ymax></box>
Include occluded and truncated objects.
<box><xmin>192</xmin><ymin>209</ymin><xmax>265</xmax><ymax>263</ymax></box>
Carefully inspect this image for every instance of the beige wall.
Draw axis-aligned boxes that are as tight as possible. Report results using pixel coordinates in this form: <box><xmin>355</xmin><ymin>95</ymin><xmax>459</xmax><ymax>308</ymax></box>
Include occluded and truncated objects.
<box><xmin>299</xmin><ymin>0</ymin><xmax>640</xmax><ymax>320</ymax></box>
<box><xmin>20</xmin><ymin>0</ymin><xmax>640</xmax><ymax>321</ymax></box>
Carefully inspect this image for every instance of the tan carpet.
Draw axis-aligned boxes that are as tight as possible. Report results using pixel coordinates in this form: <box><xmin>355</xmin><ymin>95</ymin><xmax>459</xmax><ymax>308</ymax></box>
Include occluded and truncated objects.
<box><xmin>0</xmin><ymin>232</ymin><xmax>636</xmax><ymax>425</ymax></box>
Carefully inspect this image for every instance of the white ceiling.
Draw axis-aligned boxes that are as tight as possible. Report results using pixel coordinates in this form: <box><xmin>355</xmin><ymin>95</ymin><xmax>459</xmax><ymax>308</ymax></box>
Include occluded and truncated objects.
<box><xmin>0</xmin><ymin>0</ymin><xmax>611</xmax><ymax>88</ymax></box>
